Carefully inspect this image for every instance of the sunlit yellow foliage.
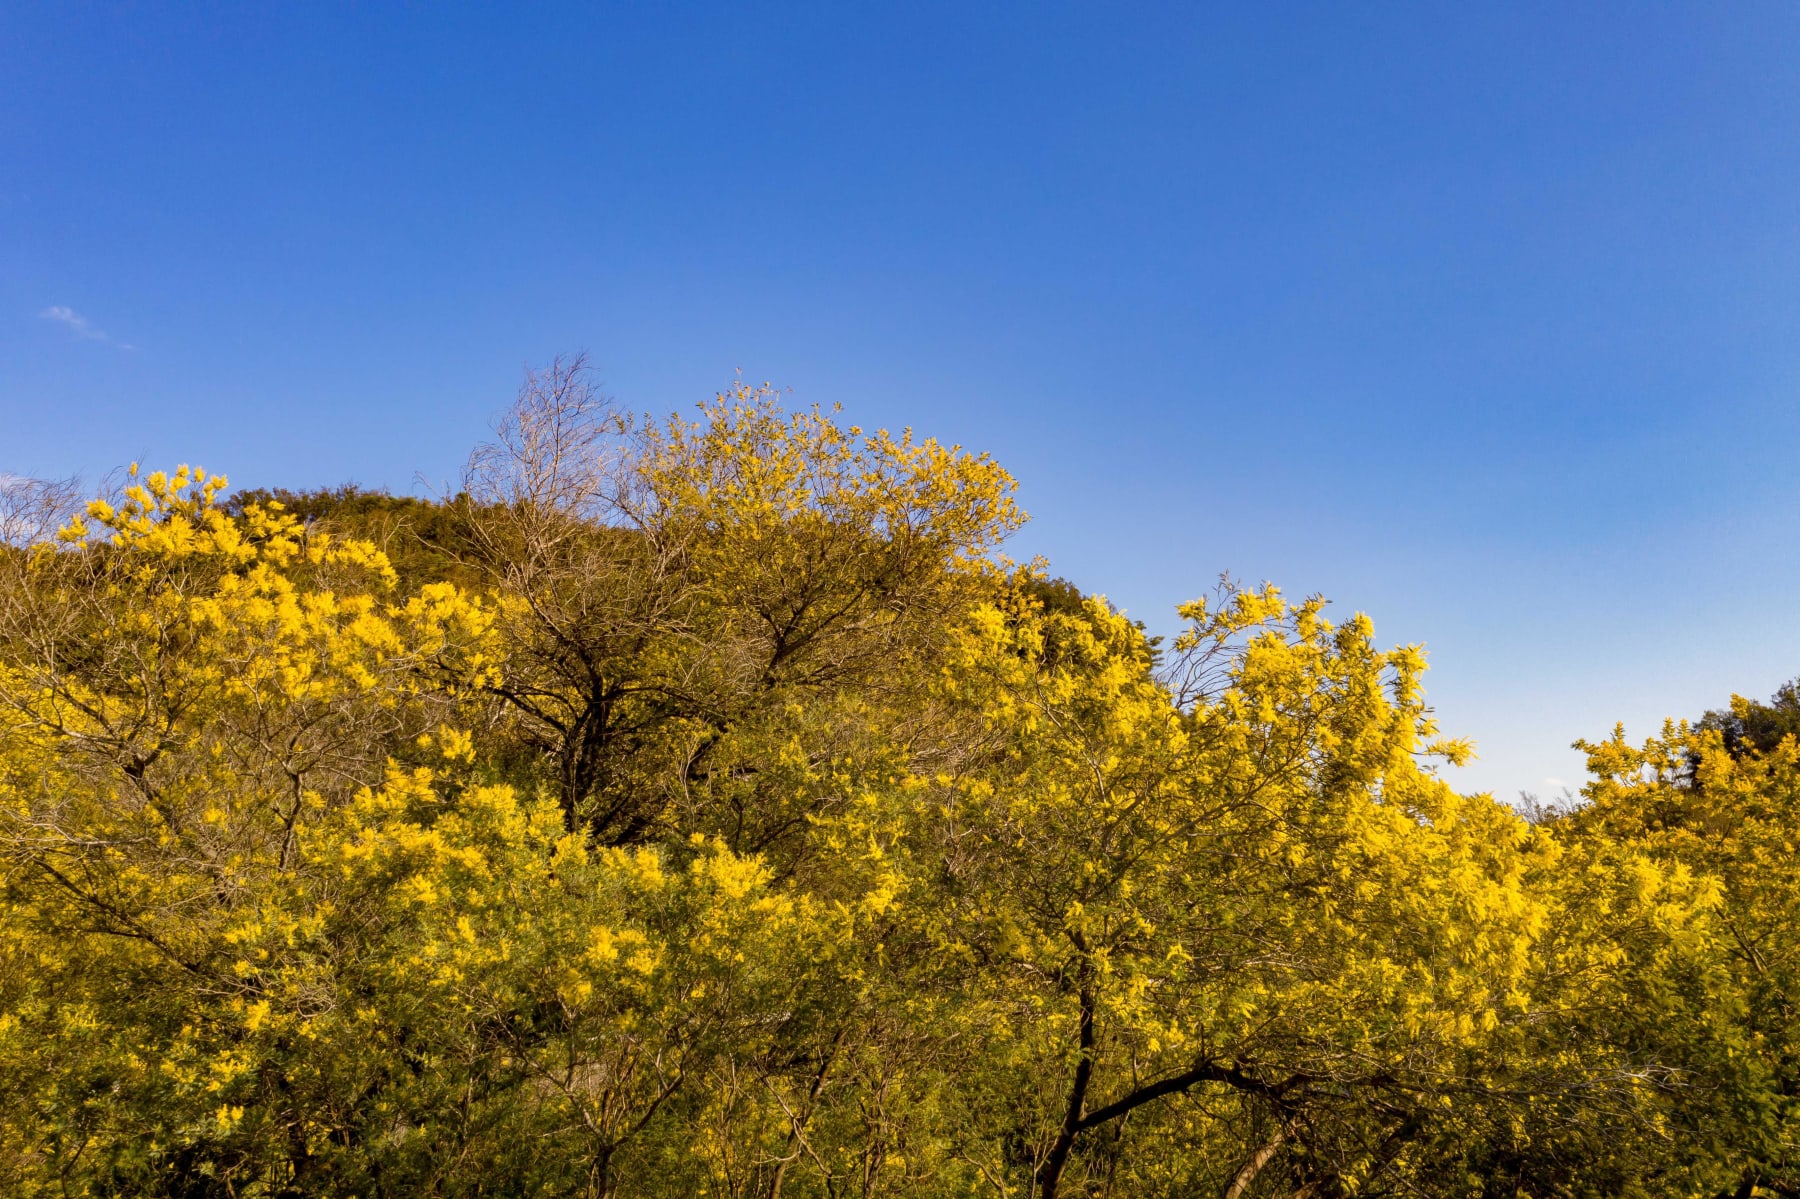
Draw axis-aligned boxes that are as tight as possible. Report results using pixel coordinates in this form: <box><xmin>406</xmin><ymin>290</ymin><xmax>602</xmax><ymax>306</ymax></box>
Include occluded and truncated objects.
<box><xmin>1</xmin><ymin>384</ymin><xmax>1787</xmax><ymax>1197</ymax></box>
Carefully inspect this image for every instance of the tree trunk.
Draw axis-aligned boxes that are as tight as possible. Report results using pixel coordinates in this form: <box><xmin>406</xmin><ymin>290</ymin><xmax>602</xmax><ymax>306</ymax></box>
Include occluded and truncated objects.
<box><xmin>1039</xmin><ymin>956</ymin><xmax>1096</xmax><ymax>1199</ymax></box>
<box><xmin>1223</xmin><ymin>1132</ymin><xmax>1286</xmax><ymax>1199</ymax></box>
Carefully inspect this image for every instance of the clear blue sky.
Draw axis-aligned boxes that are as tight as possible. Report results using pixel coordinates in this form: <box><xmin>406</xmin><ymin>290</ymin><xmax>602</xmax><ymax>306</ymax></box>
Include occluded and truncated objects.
<box><xmin>6</xmin><ymin>3</ymin><xmax>1800</xmax><ymax>800</ymax></box>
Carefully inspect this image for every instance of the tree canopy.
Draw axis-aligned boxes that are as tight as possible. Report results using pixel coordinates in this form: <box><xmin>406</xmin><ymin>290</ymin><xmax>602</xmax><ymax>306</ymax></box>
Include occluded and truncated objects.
<box><xmin>2</xmin><ymin>360</ymin><xmax>1796</xmax><ymax>1197</ymax></box>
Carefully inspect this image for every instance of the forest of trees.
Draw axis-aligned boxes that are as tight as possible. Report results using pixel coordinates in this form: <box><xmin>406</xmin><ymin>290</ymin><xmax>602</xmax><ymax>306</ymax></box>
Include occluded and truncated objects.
<box><xmin>4</xmin><ymin>358</ymin><xmax>1800</xmax><ymax>1198</ymax></box>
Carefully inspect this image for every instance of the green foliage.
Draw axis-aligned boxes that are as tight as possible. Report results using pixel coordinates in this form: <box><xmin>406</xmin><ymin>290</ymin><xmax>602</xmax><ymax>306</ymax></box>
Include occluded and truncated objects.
<box><xmin>1696</xmin><ymin>678</ymin><xmax>1800</xmax><ymax>761</ymax></box>
<box><xmin>224</xmin><ymin>484</ymin><xmax>488</xmax><ymax>593</ymax></box>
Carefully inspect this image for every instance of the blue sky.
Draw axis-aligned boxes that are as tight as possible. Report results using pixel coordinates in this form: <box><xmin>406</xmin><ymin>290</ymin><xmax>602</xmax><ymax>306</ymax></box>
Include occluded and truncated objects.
<box><xmin>6</xmin><ymin>3</ymin><xmax>1800</xmax><ymax>800</ymax></box>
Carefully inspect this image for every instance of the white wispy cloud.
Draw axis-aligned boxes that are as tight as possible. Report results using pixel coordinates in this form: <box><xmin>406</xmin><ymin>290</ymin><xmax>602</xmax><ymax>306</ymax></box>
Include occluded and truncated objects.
<box><xmin>41</xmin><ymin>305</ymin><xmax>107</xmax><ymax>340</ymax></box>
<box><xmin>39</xmin><ymin>305</ymin><xmax>131</xmax><ymax>349</ymax></box>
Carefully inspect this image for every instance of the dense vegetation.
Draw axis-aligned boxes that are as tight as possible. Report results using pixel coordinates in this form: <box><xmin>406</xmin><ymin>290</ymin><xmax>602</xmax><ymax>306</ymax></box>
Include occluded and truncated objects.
<box><xmin>3</xmin><ymin>360</ymin><xmax>1798</xmax><ymax>1197</ymax></box>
